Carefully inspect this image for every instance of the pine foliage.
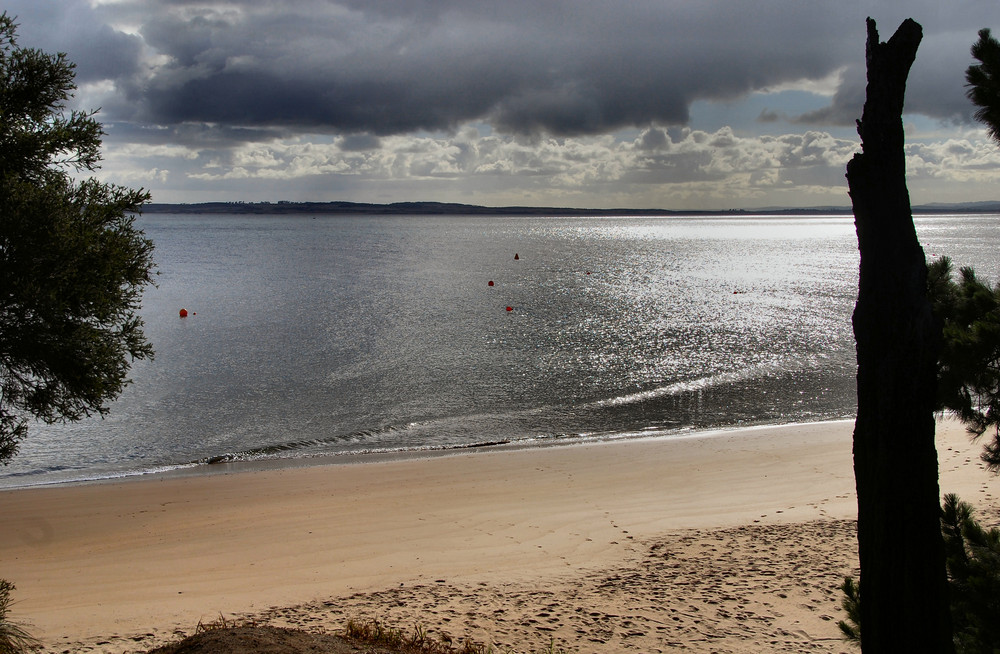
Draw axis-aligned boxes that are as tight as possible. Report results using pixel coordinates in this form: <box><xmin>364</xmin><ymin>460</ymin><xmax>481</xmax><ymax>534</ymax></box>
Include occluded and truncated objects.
<box><xmin>837</xmin><ymin>576</ymin><xmax>862</xmax><ymax>643</ymax></box>
<box><xmin>0</xmin><ymin>13</ymin><xmax>154</xmax><ymax>463</ymax></box>
<box><xmin>941</xmin><ymin>495</ymin><xmax>1000</xmax><ymax>653</ymax></box>
<box><xmin>927</xmin><ymin>257</ymin><xmax>1000</xmax><ymax>470</ymax></box>
<box><xmin>967</xmin><ymin>28</ymin><xmax>1000</xmax><ymax>146</ymax></box>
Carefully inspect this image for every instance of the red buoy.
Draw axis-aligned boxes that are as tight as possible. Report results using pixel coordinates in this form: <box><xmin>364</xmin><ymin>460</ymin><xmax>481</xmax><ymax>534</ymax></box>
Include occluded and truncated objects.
<box><xmin>514</xmin><ymin>253</ymin><xmax>519</xmax><ymax>260</ymax></box>
<box><xmin>179</xmin><ymin>308</ymin><xmax>188</xmax><ymax>318</ymax></box>
<box><xmin>488</xmin><ymin>280</ymin><xmax>494</xmax><ymax>286</ymax></box>
<box><xmin>506</xmin><ymin>306</ymin><xmax>513</xmax><ymax>312</ymax></box>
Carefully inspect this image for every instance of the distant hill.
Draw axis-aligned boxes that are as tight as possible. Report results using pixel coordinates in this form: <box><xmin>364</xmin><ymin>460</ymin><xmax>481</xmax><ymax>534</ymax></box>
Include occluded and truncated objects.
<box><xmin>141</xmin><ymin>200</ymin><xmax>718</xmax><ymax>216</ymax></box>
<box><xmin>140</xmin><ymin>199</ymin><xmax>1000</xmax><ymax>216</ymax></box>
<box><xmin>911</xmin><ymin>200</ymin><xmax>1000</xmax><ymax>213</ymax></box>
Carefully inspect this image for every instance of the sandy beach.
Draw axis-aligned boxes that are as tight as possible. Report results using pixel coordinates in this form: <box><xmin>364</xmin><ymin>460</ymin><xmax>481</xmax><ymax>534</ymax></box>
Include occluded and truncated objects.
<box><xmin>1</xmin><ymin>418</ymin><xmax>997</xmax><ymax>653</ymax></box>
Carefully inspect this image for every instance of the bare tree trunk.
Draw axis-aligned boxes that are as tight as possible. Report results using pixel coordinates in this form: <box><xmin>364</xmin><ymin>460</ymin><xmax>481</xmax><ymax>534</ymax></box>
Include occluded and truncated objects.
<box><xmin>847</xmin><ymin>18</ymin><xmax>953</xmax><ymax>652</ymax></box>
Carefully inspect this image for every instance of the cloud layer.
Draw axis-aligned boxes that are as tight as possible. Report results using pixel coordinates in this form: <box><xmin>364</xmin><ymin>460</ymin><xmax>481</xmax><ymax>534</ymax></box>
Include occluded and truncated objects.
<box><xmin>6</xmin><ymin>0</ymin><xmax>1000</xmax><ymax>208</ymax></box>
<box><xmin>71</xmin><ymin>1</ymin><xmax>972</xmax><ymax>135</ymax></box>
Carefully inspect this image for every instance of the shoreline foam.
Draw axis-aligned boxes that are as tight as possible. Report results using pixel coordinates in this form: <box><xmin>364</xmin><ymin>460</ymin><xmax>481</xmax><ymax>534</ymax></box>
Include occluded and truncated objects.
<box><xmin>0</xmin><ymin>416</ymin><xmax>856</xmax><ymax>491</ymax></box>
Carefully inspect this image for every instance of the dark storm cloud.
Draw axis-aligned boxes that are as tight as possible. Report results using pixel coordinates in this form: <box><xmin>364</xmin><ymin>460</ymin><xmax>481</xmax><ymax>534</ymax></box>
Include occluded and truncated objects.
<box><xmin>74</xmin><ymin>0</ymin><xmax>854</xmax><ymax>137</ymax></box>
<box><xmin>6</xmin><ymin>1</ymin><xmax>996</xmax><ymax>142</ymax></box>
<box><xmin>794</xmin><ymin>29</ymin><xmax>980</xmax><ymax>127</ymax></box>
<box><xmin>4</xmin><ymin>1</ymin><xmax>143</xmax><ymax>82</ymax></box>
<box><xmin>338</xmin><ymin>134</ymin><xmax>381</xmax><ymax>152</ymax></box>
<box><xmin>102</xmin><ymin>120</ymin><xmax>289</xmax><ymax>150</ymax></box>
<box><xmin>793</xmin><ymin>64</ymin><xmax>867</xmax><ymax>127</ymax></box>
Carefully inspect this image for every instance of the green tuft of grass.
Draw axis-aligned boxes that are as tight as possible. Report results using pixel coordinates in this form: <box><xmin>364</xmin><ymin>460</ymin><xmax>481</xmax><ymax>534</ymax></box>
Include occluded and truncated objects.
<box><xmin>343</xmin><ymin>617</ymin><xmax>569</xmax><ymax>654</ymax></box>
<box><xmin>0</xmin><ymin>580</ymin><xmax>40</xmax><ymax>654</ymax></box>
<box><xmin>193</xmin><ymin>613</ymin><xmax>258</xmax><ymax>635</ymax></box>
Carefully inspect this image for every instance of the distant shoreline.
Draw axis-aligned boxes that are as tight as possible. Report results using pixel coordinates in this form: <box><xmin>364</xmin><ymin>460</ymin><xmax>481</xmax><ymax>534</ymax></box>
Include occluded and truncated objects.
<box><xmin>140</xmin><ymin>199</ymin><xmax>1000</xmax><ymax>216</ymax></box>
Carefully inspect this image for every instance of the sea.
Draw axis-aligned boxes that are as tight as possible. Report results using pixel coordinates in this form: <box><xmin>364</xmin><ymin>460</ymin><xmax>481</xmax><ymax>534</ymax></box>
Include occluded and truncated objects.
<box><xmin>1</xmin><ymin>212</ymin><xmax>998</xmax><ymax>489</ymax></box>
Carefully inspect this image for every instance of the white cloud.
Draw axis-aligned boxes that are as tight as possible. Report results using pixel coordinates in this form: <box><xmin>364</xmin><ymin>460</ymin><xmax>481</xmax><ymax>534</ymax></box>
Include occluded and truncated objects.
<box><xmin>757</xmin><ymin>68</ymin><xmax>847</xmax><ymax>97</ymax></box>
<box><xmin>906</xmin><ymin>137</ymin><xmax>1000</xmax><ymax>183</ymax></box>
<box><xmin>105</xmin><ymin>124</ymin><xmax>865</xmax><ymax>208</ymax></box>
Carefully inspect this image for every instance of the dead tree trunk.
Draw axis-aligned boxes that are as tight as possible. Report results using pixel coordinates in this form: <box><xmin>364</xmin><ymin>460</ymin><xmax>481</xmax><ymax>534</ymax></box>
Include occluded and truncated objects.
<box><xmin>847</xmin><ymin>18</ymin><xmax>953</xmax><ymax>652</ymax></box>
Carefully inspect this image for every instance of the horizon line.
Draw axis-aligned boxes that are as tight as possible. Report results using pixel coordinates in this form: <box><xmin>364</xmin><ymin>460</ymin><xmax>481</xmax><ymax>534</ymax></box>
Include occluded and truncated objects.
<box><xmin>141</xmin><ymin>199</ymin><xmax>1000</xmax><ymax>217</ymax></box>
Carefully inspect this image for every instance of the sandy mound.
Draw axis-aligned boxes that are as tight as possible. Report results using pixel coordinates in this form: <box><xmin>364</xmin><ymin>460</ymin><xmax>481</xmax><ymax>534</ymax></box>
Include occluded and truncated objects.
<box><xmin>143</xmin><ymin>625</ymin><xmax>377</xmax><ymax>654</ymax></box>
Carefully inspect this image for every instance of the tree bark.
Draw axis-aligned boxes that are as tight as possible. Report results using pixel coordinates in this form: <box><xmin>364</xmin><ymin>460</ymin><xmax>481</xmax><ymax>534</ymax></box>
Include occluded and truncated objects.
<box><xmin>847</xmin><ymin>18</ymin><xmax>953</xmax><ymax>652</ymax></box>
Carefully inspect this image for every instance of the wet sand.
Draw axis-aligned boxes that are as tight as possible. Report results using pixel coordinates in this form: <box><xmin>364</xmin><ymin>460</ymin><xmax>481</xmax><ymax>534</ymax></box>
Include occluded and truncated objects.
<box><xmin>1</xmin><ymin>418</ymin><xmax>996</xmax><ymax>653</ymax></box>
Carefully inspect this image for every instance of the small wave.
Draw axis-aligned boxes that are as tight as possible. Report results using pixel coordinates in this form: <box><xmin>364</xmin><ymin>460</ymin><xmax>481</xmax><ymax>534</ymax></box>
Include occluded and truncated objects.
<box><xmin>591</xmin><ymin>357</ymin><xmax>814</xmax><ymax>409</ymax></box>
<box><xmin>188</xmin><ymin>418</ymin><xmax>626</xmax><ymax>468</ymax></box>
<box><xmin>188</xmin><ymin>362</ymin><xmax>813</xmax><ymax>468</ymax></box>
<box><xmin>193</xmin><ymin>423</ymin><xmax>408</xmax><ymax>464</ymax></box>
<box><xmin>0</xmin><ymin>461</ymin><xmax>202</xmax><ymax>489</ymax></box>
<box><xmin>191</xmin><ymin>423</ymin><xmax>532</xmax><ymax>466</ymax></box>
<box><xmin>0</xmin><ymin>465</ymin><xmax>80</xmax><ymax>481</ymax></box>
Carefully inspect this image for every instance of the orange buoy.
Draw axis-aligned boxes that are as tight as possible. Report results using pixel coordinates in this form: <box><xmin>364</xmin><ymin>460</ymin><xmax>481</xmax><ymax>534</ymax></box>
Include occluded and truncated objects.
<box><xmin>179</xmin><ymin>308</ymin><xmax>188</xmax><ymax>318</ymax></box>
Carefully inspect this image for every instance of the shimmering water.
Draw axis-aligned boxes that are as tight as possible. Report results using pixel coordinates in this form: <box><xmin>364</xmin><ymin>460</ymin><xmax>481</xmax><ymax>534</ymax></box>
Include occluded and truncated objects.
<box><xmin>1</xmin><ymin>213</ymin><xmax>997</xmax><ymax>488</ymax></box>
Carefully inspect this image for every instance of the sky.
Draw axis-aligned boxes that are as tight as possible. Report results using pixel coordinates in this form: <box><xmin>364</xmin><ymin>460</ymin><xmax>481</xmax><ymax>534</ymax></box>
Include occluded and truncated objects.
<box><xmin>7</xmin><ymin>0</ymin><xmax>1000</xmax><ymax>211</ymax></box>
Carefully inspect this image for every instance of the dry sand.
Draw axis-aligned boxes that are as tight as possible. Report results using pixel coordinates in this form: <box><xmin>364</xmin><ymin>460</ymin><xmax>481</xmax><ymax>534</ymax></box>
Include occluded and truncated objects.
<box><xmin>1</xmin><ymin>418</ymin><xmax>997</xmax><ymax>653</ymax></box>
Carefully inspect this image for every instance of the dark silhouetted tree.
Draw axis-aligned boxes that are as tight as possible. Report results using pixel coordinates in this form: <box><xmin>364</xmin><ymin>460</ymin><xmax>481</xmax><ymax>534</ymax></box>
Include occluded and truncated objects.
<box><xmin>840</xmin><ymin>23</ymin><xmax>1000</xmax><ymax>652</ymax></box>
<box><xmin>846</xmin><ymin>17</ymin><xmax>954</xmax><ymax>652</ymax></box>
<box><xmin>0</xmin><ymin>13</ymin><xmax>154</xmax><ymax>464</ymax></box>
